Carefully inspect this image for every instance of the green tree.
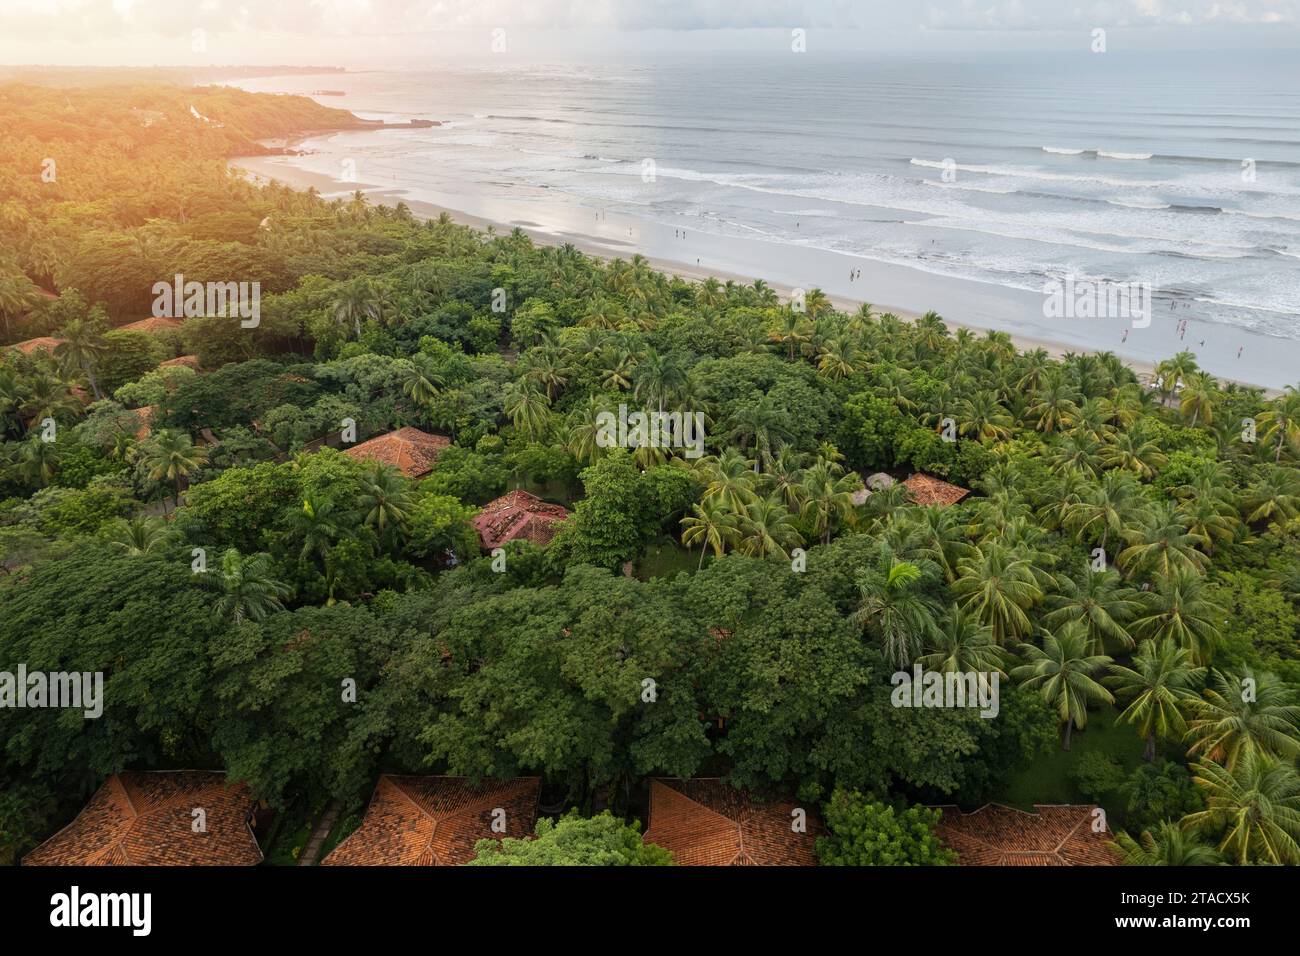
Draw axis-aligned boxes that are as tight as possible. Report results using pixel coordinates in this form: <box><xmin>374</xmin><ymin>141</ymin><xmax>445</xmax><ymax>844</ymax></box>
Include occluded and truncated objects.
<box><xmin>467</xmin><ymin>812</ymin><xmax>673</xmax><ymax>866</ymax></box>
<box><xmin>1012</xmin><ymin>622</ymin><xmax>1114</xmax><ymax>750</ymax></box>
<box><xmin>815</xmin><ymin>790</ymin><xmax>956</xmax><ymax>866</ymax></box>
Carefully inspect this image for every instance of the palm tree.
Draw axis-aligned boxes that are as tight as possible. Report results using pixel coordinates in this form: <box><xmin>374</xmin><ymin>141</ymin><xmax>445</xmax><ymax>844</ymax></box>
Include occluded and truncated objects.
<box><xmin>1183</xmin><ymin>752</ymin><xmax>1300</xmax><ymax>865</ymax></box>
<box><xmin>286</xmin><ymin>496</ymin><xmax>344</xmax><ymax>572</ymax></box>
<box><xmin>735</xmin><ymin>496</ymin><xmax>803</xmax><ymax>559</ymax></box>
<box><xmin>1101</xmin><ymin>431</ymin><xmax>1168</xmax><ymax>479</ymax></box>
<box><xmin>815</xmin><ymin>337</ymin><xmax>863</xmax><ymax>380</ymax></box>
<box><xmin>1043</xmin><ymin>568</ymin><xmax>1140</xmax><ymax>653</ymax></box>
<box><xmin>1117</xmin><ymin>501</ymin><xmax>1210</xmax><ymax>579</ymax></box>
<box><xmin>1111</xmin><ymin>823</ymin><xmax>1222</xmax><ymax>866</ymax></box>
<box><xmin>955</xmin><ymin>392</ymin><xmax>1014</xmax><ymax>442</ymax></box>
<box><xmin>1179</xmin><ymin>370</ymin><xmax>1219</xmax><ymax>427</ymax></box>
<box><xmin>1107</xmin><ymin>638</ymin><xmax>1204</xmax><ymax>761</ymax></box>
<box><xmin>1184</xmin><ymin>670</ymin><xmax>1300</xmax><ymax>770</ymax></box>
<box><xmin>331</xmin><ymin>277</ymin><xmax>379</xmax><ymax>339</ymax></box>
<box><xmin>205</xmin><ymin>548</ymin><xmax>292</xmax><ymax>626</ymax></box>
<box><xmin>799</xmin><ymin>461</ymin><xmax>859</xmax><ymax>544</ymax></box>
<box><xmin>769</xmin><ymin>309</ymin><xmax>813</xmax><ymax>361</ymax></box>
<box><xmin>1176</xmin><ymin>494</ymin><xmax>1239</xmax><ymax>554</ymax></box>
<box><xmin>1154</xmin><ymin>350</ymin><xmax>1199</xmax><ymax>403</ymax></box>
<box><xmin>1130</xmin><ymin>568</ymin><xmax>1224</xmax><ymax>664</ymax></box>
<box><xmin>1064</xmin><ymin>470</ymin><xmax>1145</xmax><ymax>553</ymax></box>
<box><xmin>399</xmin><ymin>353</ymin><xmax>443</xmax><ymax>409</ymax></box>
<box><xmin>1046</xmin><ymin>432</ymin><xmax>1104</xmax><ymax>478</ymax></box>
<box><xmin>502</xmin><ymin>381</ymin><xmax>552</xmax><ymax>442</ymax></box>
<box><xmin>917</xmin><ymin>606</ymin><xmax>1006</xmax><ymax>675</ymax></box>
<box><xmin>54</xmin><ymin>318</ymin><xmax>106</xmax><ymax>400</ymax></box>
<box><xmin>10</xmin><ymin>434</ymin><xmax>64</xmax><ymax>487</ymax></box>
<box><xmin>103</xmin><ymin>515</ymin><xmax>172</xmax><ymax>556</ymax></box>
<box><xmin>358</xmin><ymin>463</ymin><xmax>413</xmax><ymax>540</ymax></box>
<box><xmin>1029</xmin><ymin>375</ymin><xmax>1079</xmax><ymax>433</ymax></box>
<box><xmin>18</xmin><ymin>371</ymin><xmax>80</xmax><ymax>432</ymax></box>
<box><xmin>680</xmin><ymin>501</ymin><xmax>740</xmax><ymax>568</ymax></box>
<box><xmin>726</xmin><ymin>397</ymin><xmax>795</xmax><ymax>472</ymax></box>
<box><xmin>952</xmin><ymin>542</ymin><xmax>1045</xmax><ymax>645</ymax></box>
<box><xmin>849</xmin><ymin>544</ymin><xmax>944</xmax><ymax>669</ymax></box>
<box><xmin>699</xmin><ymin>448</ymin><xmax>757</xmax><ymax>512</ymax></box>
<box><xmin>1256</xmin><ymin>385</ymin><xmax>1300</xmax><ymax>462</ymax></box>
<box><xmin>904</xmin><ymin>506</ymin><xmax>973</xmax><ymax>584</ymax></box>
<box><xmin>1242</xmin><ymin>465</ymin><xmax>1300</xmax><ymax>527</ymax></box>
<box><xmin>522</xmin><ymin>349</ymin><xmax>572</xmax><ymax>402</ymax></box>
<box><xmin>140</xmin><ymin>429</ymin><xmax>208</xmax><ymax>507</ymax></box>
<box><xmin>1012</xmin><ymin>621</ymin><xmax>1114</xmax><ymax>749</ymax></box>
<box><xmin>632</xmin><ymin>350</ymin><xmax>687</xmax><ymax>413</ymax></box>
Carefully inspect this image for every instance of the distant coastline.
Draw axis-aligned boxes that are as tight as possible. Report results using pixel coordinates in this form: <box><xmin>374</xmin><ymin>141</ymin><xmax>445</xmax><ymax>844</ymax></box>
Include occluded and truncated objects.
<box><xmin>233</xmin><ymin>145</ymin><xmax>1297</xmax><ymax>396</ymax></box>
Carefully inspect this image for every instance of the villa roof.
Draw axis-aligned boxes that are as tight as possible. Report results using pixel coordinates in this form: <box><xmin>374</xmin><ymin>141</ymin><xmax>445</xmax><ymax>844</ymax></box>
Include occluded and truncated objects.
<box><xmin>642</xmin><ymin>779</ymin><xmax>821</xmax><ymax>866</ymax></box>
<box><xmin>159</xmin><ymin>354</ymin><xmax>200</xmax><ymax>370</ymax></box>
<box><xmin>473</xmin><ymin>489</ymin><xmax>569</xmax><ymax>550</ymax></box>
<box><xmin>9</xmin><ymin>336</ymin><xmax>64</xmax><ymax>355</ymax></box>
<box><xmin>902</xmin><ymin>473</ymin><xmax>970</xmax><ymax>508</ymax></box>
<box><xmin>931</xmin><ymin>803</ymin><xmax>1120</xmax><ymax>866</ymax></box>
<box><xmin>118</xmin><ymin>316</ymin><xmax>183</xmax><ymax>334</ymax></box>
<box><xmin>343</xmin><ymin>426</ymin><xmax>450</xmax><ymax>478</ymax></box>
<box><xmin>321</xmin><ymin>775</ymin><xmax>540</xmax><ymax>866</ymax></box>
<box><xmin>22</xmin><ymin>771</ymin><xmax>262</xmax><ymax>866</ymax></box>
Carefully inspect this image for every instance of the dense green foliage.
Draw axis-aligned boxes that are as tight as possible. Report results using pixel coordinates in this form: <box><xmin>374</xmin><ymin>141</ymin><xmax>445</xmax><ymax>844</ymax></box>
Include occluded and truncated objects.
<box><xmin>2</xmin><ymin>84</ymin><xmax>1300</xmax><ymax>866</ymax></box>
<box><xmin>467</xmin><ymin>811</ymin><xmax>673</xmax><ymax>866</ymax></box>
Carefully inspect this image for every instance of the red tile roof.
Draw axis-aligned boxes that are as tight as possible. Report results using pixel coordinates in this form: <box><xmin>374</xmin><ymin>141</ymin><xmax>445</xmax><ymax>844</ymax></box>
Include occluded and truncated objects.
<box><xmin>343</xmin><ymin>426</ymin><xmax>450</xmax><ymax>478</ymax></box>
<box><xmin>473</xmin><ymin>489</ymin><xmax>569</xmax><ymax>550</ymax></box>
<box><xmin>118</xmin><ymin>316</ymin><xmax>182</xmax><ymax>334</ymax></box>
<box><xmin>22</xmin><ymin>771</ymin><xmax>263</xmax><ymax>866</ymax></box>
<box><xmin>931</xmin><ymin>803</ymin><xmax>1120</xmax><ymax>866</ymax></box>
<box><xmin>322</xmin><ymin>775</ymin><xmax>540</xmax><ymax>866</ymax></box>
<box><xmin>9</xmin><ymin>336</ymin><xmax>64</xmax><ymax>355</ymax></box>
<box><xmin>160</xmin><ymin>354</ymin><xmax>200</xmax><ymax>370</ymax></box>
<box><xmin>642</xmin><ymin>779</ymin><xmax>821</xmax><ymax>866</ymax></box>
<box><xmin>902</xmin><ymin>473</ymin><xmax>970</xmax><ymax>508</ymax></box>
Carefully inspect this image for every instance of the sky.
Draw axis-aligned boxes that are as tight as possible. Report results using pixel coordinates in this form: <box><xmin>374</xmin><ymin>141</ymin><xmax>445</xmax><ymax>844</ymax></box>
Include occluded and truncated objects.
<box><xmin>0</xmin><ymin>0</ymin><xmax>1297</xmax><ymax>66</ymax></box>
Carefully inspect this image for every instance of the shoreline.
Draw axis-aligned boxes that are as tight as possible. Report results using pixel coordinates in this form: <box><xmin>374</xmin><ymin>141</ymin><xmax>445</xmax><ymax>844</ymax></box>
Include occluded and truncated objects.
<box><xmin>232</xmin><ymin>151</ymin><xmax>1288</xmax><ymax>396</ymax></box>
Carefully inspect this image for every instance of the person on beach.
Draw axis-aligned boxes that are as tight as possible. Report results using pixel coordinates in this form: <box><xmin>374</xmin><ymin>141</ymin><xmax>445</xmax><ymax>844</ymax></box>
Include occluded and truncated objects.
<box><xmin>1238</xmin><ymin>346</ymin><xmax>1244</xmax><ymax>359</ymax></box>
<box><xmin>1122</xmin><ymin>329</ymin><xmax>1128</xmax><ymax>343</ymax></box>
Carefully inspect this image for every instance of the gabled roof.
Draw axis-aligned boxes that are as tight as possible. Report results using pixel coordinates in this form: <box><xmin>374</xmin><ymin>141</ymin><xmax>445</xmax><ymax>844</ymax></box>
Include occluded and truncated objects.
<box><xmin>8</xmin><ymin>336</ymin><xmax>64</xmax><ymax>355</ymax></box>
<box><xmin>472</xmin><ymin>489</ymin><xmax>569</xmax><ymax>550</ymax></box>
<box><xmin>159</xmin><ymin>354</ymin><xmax>200</xmax><ymax>370</ymax></box>
<box><xmin>322</xmin><ymin>775</ymin><xmax>540</xmax><ymax>866</ymax></box>
<box><xmin>22</xmin><ymin>771</ymin><xmax>263</xmax><ymax>866</ymax></box>
<box><xmin>342</xmin><ymin>426</ymin><xmax>450</xmax><ymax>478</ymax></box>
<box><xmin>902</xmin><ymin>473</ymin><xmax>970</xmax><ymax>508</ymax></box>
<box><xmin>118</xmin><ymin>316</ymin><xmax>182</xmax><ymax>334</ymax></box>
<box><xmin>642</xmin><ymin>779</ymin><xmax>821</xmax><ymax>866</ymax></box>
<box><xmin>931</xmin><ymin>803</ymin><xmax>1120</xmax><ymax>866</ymax></box>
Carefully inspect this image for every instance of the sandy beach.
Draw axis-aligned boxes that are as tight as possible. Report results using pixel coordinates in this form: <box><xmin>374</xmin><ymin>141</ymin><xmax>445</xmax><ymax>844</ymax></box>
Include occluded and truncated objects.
<box><xmin>233</xmin><ymin>150</ymin><xmax>1293</xmax><ymax>395</ymax></box>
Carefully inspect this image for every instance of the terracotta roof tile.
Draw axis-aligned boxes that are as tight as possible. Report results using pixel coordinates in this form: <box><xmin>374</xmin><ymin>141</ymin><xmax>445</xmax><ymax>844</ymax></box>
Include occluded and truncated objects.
<box><xmin>22</xmin><ymin>771</ymin><xmax>262</xmax><ymax>866</ymax></box>
<box><xmin>118</xmin><ymin>316</ymin><xmax>183</xmax><ymax>334</ymax></box>
<box><xmin>322</xmin><ymin>775</ymin><xmax>539</xmax><ymax>866</ymax></box>
<box><xmin>643</xmin><ymin>779</ymin><xmax>821</xmax><ymax>866</ymax></box>
<box><xmin>472</xmin><ymin>489</ymin><xmax>569</xmax><ymax>550</ymax></box>
<box><xmin>343</xmin><ymin>426</ymin><xmax>450</xmax><ymax>478</ymax></box>
<box><xmin>9</xmin><ymin>336</ymin><xmax>64</xmax><ymax>355</ymax></box>
<box><xmin>902</xmin><ymin>473</ymin><xmax>970</xmax><ymax>508</ymax></box>
<box><xmin>931</xmin><ymin>803</ymin><xmax>1120</xmax><ymax>866</ymax></box>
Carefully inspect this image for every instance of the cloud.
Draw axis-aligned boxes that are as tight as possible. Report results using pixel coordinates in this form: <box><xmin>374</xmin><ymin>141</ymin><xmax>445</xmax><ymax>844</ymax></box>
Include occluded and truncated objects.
<box><xmin>1</xmin><ymin>0</ymin><xmax>1296</xmax><ymax>40</ymax></box>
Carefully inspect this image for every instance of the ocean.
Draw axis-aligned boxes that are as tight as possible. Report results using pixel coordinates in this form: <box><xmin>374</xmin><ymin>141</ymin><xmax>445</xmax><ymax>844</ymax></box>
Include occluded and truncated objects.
<box><xmin>232</xmin><ymin>49</ymin><xmax>1300</xmax><ymax>372</ymax></box>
